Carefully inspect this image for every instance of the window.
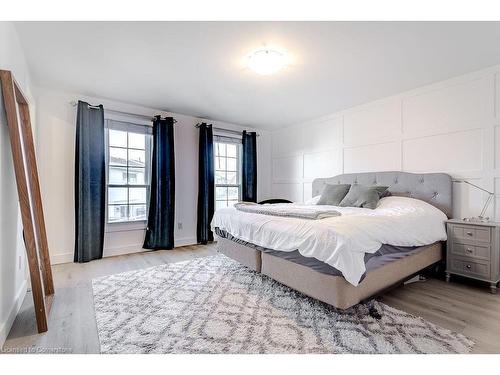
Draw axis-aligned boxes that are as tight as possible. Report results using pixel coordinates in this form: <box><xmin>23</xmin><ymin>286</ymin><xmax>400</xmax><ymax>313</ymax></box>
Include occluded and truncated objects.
<box><xmin>106</xmin><ymin>120</ymin><xmax>152</xmax><ymax>223</ymax></box>
<box><xmin>214</xmin><ymin>136</ymin><xmax>242</xmax><ymax>210</ymax></box>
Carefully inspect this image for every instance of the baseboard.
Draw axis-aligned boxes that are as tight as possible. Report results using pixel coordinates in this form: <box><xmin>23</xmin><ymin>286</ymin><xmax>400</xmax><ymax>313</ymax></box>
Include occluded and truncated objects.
<box><xmin>175</xmin><ymin>237</ymin><xmax>197</xmax><ymax>247</ymax></box>
<box><xmin>50</xmin><ymin>237</ymin><xmax>199</xmax><ymax>265</ymax></box>
<box><xmin>103</xmin><ymin>243</ymin><xmax>145</xmax><ymax>258</ymax></box>
<box><xmin>0</xmin><ymin>278</ymin><xmax>28</xmax><ymax>348</ymax></box>
<box><xmin>50</xmin><ymin>252</ymin><xmax>73</xmax><ymax>265</ymax></box>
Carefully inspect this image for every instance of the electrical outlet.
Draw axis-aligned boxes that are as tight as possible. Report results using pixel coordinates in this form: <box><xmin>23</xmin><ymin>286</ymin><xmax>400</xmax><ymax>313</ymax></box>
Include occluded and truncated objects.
<box><xmin>177</xmin><ymin>222</ymin><xmax>183</xmax><ymax>230</ymax></box>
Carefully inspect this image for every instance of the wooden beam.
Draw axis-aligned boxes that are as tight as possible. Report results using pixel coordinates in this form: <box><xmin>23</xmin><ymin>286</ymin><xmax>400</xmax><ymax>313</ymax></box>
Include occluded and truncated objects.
<box><xmin>16</xmin><ymin>89</ymin><xmax>54</xmax><ymax>296</ymax></box>
<box><xmin>0</xmin><ymin>70</ymin><xmax>50</xmax><ymax>333</ymax></box>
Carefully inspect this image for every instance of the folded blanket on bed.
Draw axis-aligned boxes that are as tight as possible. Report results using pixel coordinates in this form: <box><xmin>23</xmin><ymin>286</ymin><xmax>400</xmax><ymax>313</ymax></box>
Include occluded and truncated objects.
<box><xmin>234</xmin><ymin>202</ymin><xmax>341</xmax><ymax>220</ymax></box>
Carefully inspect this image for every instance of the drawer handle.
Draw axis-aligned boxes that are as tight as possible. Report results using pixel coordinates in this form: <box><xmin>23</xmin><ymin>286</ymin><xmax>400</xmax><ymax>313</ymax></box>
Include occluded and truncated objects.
<box><xmin>466</xmin><ymin>264</ymin><xmax>472</xmax><ymax>269</ymax></box>
<box><xmin>466</xmin><ymin>248</ymin><xmax>473</xmax><ymax>254</ymax></box>
<box><xmin>466</xmin><ymin>231</ymin><xmax>473</xmax><ymax>236</ymax></box>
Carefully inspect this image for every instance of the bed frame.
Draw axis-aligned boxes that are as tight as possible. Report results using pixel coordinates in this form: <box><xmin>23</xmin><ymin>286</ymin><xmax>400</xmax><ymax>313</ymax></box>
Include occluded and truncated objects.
<box><xmin>216</xmin><ymin>171</ymin><xmax>453</xmax><ymax>310</ymax></box>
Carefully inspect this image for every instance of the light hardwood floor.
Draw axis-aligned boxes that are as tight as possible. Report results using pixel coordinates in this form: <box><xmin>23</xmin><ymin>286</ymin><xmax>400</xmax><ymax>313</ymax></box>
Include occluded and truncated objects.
<box><xmin>3</xmin><ymin>244</ymin><xmax>500</xmax><ymax>353</ymax></box>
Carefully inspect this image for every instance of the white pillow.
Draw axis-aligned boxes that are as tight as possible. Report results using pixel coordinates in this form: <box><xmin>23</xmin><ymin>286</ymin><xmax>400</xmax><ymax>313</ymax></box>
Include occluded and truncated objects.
<box><xmin>377</xmin><ymin>196</ymin><xmax>443</xmax><ymax>213</ymax></box>
<box><xmin>304</xmin><ymin>195</ymin><xmax>321</xmax><ymax>205</ymax></box>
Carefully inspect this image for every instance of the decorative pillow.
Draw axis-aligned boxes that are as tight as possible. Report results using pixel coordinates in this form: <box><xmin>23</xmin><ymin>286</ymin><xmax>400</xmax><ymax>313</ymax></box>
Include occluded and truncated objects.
<box><xmin>339</xmin><ymin>184</ymin><xmax>389</xmax><ymax>209</ymax></box>
<box><xmin>317</xmin><ymin>184</ymin><xmax>351</xmax><ymax>206</ymax></box>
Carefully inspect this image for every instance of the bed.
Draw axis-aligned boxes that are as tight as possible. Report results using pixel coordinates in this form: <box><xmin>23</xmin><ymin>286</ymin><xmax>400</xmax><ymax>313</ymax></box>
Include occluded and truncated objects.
<box><xmin>213</xmin><ymin>171</ymin><xmax>452</xmax><ymax>310</ymax></box>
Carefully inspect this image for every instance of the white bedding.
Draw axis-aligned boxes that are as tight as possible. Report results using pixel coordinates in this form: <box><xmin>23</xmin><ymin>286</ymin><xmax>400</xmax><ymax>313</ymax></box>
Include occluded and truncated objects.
<box><xmin>211</xmin><ymin>196</ymin><xmax>447</xmax><ymax>286</ymax></box>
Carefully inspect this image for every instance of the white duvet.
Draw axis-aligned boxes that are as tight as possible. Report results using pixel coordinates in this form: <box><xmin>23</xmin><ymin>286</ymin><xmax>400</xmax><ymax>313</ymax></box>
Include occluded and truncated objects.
<box><xmin>211</xmin><ymin>196</ymin><xmax>447</xmax><ymax>286</ymax></box>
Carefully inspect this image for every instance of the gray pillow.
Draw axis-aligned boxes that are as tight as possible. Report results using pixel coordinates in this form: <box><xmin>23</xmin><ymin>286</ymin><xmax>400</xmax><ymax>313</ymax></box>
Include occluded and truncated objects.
<box><xmin>317</xmin><ymin>184</ymin><xmax>351</xmax><ymax>206</ymax></box>
<box><xmin>339</xmin><ymin>184</ymin><xmax>389</xmax><ymax>209</ymax></box>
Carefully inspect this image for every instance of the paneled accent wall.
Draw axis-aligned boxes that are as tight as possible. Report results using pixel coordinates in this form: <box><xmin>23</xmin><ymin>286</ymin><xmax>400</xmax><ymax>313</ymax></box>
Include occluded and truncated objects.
<box><xmin>271</xmin><ymin>65</ymin><xmax>500</xmax><ymax>220</ymax></box>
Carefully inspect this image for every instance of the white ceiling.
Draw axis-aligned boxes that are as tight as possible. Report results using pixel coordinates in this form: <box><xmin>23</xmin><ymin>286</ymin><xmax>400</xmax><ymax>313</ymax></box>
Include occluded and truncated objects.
<box><xmin>14</xmin><ymin>22</ymin><xmax>500</xmax><ymax>130</ymax></box>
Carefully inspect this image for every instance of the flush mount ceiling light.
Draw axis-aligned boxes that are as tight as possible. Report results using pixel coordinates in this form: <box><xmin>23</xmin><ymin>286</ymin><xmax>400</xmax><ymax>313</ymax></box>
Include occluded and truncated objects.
<box><xmin>246</xmin><ymin>49</ymin><xmax>287</xmax><ymax>76</ymax></box>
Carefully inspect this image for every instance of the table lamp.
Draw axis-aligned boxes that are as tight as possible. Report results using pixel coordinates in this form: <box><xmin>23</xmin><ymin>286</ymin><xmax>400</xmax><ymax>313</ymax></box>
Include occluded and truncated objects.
<box><xmin>453</xmin><ymin>180</ymin><xmax>495</xmax><ymax>222</ymax></box>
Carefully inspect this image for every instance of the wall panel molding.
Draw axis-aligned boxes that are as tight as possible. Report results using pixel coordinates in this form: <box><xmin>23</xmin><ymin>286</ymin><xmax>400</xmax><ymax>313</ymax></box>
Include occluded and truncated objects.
<box><xmin>402</xmin><ymin>76</ymin><xmax>492</xmax><ymax>137</ymax></box>
<box><xmin>344</xmin><ymin>142</ymin><xmax>400</xmax><ymax>173</ymax></box>
<box><xmin>271</xmin><ymin>64</ymin><xmax>500</xmax><ymax>217</ymax></box>
<box><xmin>402</xmin><ymin>129</ymin><xmax>483</xmax><ymax>173</ymax></box>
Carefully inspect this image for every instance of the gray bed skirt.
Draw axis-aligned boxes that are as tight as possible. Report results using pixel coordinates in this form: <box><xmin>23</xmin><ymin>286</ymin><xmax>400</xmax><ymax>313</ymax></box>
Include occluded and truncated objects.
<box><xmin>214</xmin><ymin>227</ymin><xmax>423</xmax><ymax>279</ymax></box>
<box><xmin>214</xmin><ymin>228</ymin><xmax>443</xmax><ymax>309</ymax></box>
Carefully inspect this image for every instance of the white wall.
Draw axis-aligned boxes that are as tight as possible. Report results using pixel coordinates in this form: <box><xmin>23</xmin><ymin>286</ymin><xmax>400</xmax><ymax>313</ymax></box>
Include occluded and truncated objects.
<box><xmin>35</xmin><ymin>86</ymin><xmax>272</xmax><ymax>264</ymax></box>
<box><xmin>271</xmin><ymin>64</ymin><xmax>500</xmax><ymax>221</ymax></box>
<box><xmin>0</xmin><ymin>22</ymin><xmax>35</xmax><ymax>347</ymax></box>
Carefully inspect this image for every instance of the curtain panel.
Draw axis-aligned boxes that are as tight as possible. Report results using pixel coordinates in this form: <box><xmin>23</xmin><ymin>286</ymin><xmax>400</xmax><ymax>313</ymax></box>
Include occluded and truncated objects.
<box><xmin>143</xmin><ymin>116</ymin><xmax>175</xmax><ymax>250</ymax></box>
<box><xmin>241</xmin><ymin>130</ymin><xmax>257</xmax><ymax>202</ymax></box>
<box><xmin>74</xmin><ymin>101</ymin><xmax>106</xmax><ymax>263</ymax></box>
<box><xmin>196</xmin><ymin>123</ymin><xmax>215</xmax><ymax>244</ymax></box>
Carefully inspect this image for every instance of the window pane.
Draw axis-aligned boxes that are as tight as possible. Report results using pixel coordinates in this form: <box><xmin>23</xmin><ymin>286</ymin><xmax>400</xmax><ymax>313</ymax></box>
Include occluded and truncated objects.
<box><xmin>216</xmin><ymin>187</ymin><xmax>227</xmax><ymax>200</ymax></box>
<box><xmin>109</xmin><ymin>166</ymin><xmax>128</xmax><ymax>185</ymax></box>
<box><xmin>129</xmin><ymin>187</ymin><xmax>147</xmax><ymax>204</ymax></box>
<box><xmin>109</xmin><ymin>129</ymin><xmax>127</xmax><ymax>147</ymax></box>
<box><xmin>129</xmin><ymin>149</ymin><xmax>146</xmax><ymax>167</ymax></box>
<box><xmin>108</xmin><ymin>187</ymin><xmax>127</xmax><ymax>205</ymax></box>
<box><xmin>226</xmin><ymin>172</ymin><xmax>237</xmax><ymax>184</ymax></box>
<box><xmin>216</xmin><ymin>200</ymin><xmax>228</xmax><ymax>210</ymax></box>
<box><xmin>215</xmin><ymin>143</ymin><xmax>226</xmax><ymax>157</ymax></box>
<box><xmin>128</xmin><ymin>132</ymin><xmax>145</xmax><ymax>150</ymax></box>
<box><xmin>215</xmin><ymin>157</ymin><xmax>226</xmax><ymax>170</ymax></box>
<box><xmin>228</xmin><ymin>187</ymin><xmax>239</xmax><ymax>200</ymax></box>
<box><xmin>129</xmin><ymin>204</ymin><xmax>147</xmax><ymax>221</ymax></box>
<box><xmin>108</xmin><ymin>205</ymin><xmax>128</xmax><ymax>222</ymax></box>
<box><xmin>227</xmin><ymin>200</ymin><xmax>238</xmax><ymax>207</ymax></box>
<box><xmin>109</xmin><ymin>147</ymin><xmax>127</xmax><ymax>166</ymax></box>
<box><xmin>215</xmin><ymin>170</ymin><xmax>226</xmax><ymax>184</ymax></box>
<box><xmin>226</xmin><ymin>157</ymin><xmax>237</xmax><ymax>171</ymax></box>
<box><xmin>226</xmin><ymin>144</ymin><xmax>237</xmax><ymax>158</ymax></box>
<box><xmin>128</xmin><ymin>167</ymin><xmax>145</xmax><ymax>185</ymax></box>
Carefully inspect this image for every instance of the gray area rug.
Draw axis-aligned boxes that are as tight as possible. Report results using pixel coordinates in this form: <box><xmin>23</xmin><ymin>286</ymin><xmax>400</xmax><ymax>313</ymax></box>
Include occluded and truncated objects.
<box><xmin>92</xmin><ymin>254</ymin><xmax>474</xmax><ymax>354</ymax></box>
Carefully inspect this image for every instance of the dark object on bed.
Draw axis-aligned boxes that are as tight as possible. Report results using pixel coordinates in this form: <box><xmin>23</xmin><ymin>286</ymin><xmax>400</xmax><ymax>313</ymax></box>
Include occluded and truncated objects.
<box><xmin>258</xmin><ymin>198</ymin><xmax>293</xmax><ymax>204</ymax></box>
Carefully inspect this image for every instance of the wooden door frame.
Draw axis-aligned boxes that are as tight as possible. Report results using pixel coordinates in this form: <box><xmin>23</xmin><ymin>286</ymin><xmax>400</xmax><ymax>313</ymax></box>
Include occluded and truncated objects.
<box><xmin>0</xmin><ymin>69</ymin><xmax>54</xmax><ymax>333</ymax></box>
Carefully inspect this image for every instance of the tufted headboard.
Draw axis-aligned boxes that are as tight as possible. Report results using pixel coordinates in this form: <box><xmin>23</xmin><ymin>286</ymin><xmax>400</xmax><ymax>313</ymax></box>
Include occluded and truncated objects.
<box><xmin>312</xmin><ymin>171</ymin><xmax>453</xmax><ymax>218</ymax></box>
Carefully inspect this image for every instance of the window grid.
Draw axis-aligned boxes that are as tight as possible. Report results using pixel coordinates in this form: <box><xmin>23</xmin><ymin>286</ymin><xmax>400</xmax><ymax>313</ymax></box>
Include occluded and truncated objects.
<box><xmin>106</xmin><ymin>128</ymin><xmax>151</xmax><ymax>223</ymax></box>
<box><xmin>215</xmin><ymin>141</ymin><xmax>241</xmax><ymax>210</ymax></box>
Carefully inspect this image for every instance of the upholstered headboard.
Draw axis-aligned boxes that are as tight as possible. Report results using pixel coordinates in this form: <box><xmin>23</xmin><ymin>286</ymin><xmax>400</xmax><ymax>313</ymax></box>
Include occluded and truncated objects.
<box><xmin>312</xmin><ymin>171</ymin><xmax>453</xmax><ymax>218</ymax></box>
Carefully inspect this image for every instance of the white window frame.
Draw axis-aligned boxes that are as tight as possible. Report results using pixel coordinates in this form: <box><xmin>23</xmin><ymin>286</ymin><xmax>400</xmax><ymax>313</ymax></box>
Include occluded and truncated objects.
<box><xmin>105</xmin><ymin>119</ymin><xmax>153</xmax><ymax>226</ymax></box>
<box><xmin>214</xmin><ymin>135</ymin><xmax>242</xmax><ymax>210</ymax></box>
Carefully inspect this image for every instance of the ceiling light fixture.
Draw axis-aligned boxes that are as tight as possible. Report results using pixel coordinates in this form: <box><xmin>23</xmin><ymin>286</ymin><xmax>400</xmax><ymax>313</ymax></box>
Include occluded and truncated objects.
<box><xmin>246</xmin><ymin>49</ymin><xmax>287</xmax><ymax>76</ymax></box>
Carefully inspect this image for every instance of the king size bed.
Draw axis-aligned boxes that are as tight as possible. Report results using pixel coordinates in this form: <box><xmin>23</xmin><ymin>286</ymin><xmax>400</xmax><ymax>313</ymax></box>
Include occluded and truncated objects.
<box><xmin>212</xmin><ymin>171</ymin><xmax>452</xmax><ymax>310</ymax></box>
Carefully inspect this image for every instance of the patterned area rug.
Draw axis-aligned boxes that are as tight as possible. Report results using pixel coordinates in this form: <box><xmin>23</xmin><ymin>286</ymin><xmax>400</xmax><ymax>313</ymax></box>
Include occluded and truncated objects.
<box><xmin>92</xmin><ymin>254</ymin><xmax>473</xmax><ymax>354</ymax></box>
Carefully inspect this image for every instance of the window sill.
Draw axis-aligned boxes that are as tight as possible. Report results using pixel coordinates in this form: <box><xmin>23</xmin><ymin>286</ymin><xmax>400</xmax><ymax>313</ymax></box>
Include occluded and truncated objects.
<box><xmin>105</xmin><ymin>220</ymin><xmax>147</xmax><ymax>233</ymax></box>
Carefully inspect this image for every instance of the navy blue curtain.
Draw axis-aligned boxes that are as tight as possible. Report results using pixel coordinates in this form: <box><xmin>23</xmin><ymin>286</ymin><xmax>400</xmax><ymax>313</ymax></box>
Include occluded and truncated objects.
<box><xmin>74</xmin><ymin>101</ymin><xmax>106</xmax><ymax>263</ymax></box>
<box><xmin>197</xmin><ymin>123</ymin><xmax>214</xmax><ymax>244</ymax></box>
<box><xmin>144</xmin><ymin>116</ymin><xmax>175</xmax><ymax>250</ymax></box>
<box><xmin>242</xmin><ymin>131</ymin><xmax>257</xmax><ymax>202</ymax></box>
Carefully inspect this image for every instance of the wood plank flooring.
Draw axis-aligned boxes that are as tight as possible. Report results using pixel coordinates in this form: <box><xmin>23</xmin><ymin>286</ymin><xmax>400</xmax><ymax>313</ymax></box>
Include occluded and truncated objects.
<box><xmin>3</xmin><ymin>244</ymin><xmax>500</xmax><ymax>353</ymax></box>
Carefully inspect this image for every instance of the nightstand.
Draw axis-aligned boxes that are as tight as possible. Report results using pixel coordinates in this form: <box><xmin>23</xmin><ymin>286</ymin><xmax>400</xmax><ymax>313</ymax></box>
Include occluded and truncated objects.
<box><xmin>445</xmin><ymin>219</ymin><xmax>500</xmax><ymax>294</ymax></box>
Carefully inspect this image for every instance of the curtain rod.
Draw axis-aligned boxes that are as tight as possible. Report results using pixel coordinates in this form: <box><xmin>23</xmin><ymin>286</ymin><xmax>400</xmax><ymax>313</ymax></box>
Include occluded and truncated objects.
<box><xmin>195</xmin><ymin>123</ymin><xmax>260</xmax><ymax>137</ymax></box>
<box><xmin>70</xmin><ymin>101</ymin><xmax>177</xmax><ymax>123</ymax></box>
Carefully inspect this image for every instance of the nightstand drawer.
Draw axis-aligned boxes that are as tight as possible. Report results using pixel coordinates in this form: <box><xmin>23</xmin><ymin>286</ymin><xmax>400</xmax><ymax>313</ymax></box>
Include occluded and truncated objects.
<box><xmin>450</xmin><ymin>243</ymin><xmax>491</xmax><ymax>261</ymax></box>
<box><xmin>449</xmin><ymin>257</ymin><xmax>490</xmax><ymax>279</ymax></box>
<box><xmin>450</xmin><ymin>225</ymin><xmax>491</xmax><ymax>243</ymax></box>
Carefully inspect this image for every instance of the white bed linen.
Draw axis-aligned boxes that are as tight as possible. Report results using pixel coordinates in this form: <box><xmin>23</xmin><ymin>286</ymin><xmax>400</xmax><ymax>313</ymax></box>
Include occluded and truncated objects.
<box><xmin>211</xmin><ymin>196</ymin><xmax>447</xmax><ymax>286</ymax></box>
